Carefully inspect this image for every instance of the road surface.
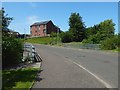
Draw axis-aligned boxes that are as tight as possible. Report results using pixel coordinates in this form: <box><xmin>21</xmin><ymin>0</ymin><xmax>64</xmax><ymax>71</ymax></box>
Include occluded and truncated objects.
<box><xmin>32</xmin><ymin>44</ymin><xmax>118</xmax><ymax>88</ymax></box>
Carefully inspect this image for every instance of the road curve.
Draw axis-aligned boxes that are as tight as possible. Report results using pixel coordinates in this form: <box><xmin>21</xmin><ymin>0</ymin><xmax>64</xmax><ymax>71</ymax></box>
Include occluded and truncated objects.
<box><xmin>32</xmin><ymin>44</ymin><xmax>118</xmax><ymax>88</ymax></box>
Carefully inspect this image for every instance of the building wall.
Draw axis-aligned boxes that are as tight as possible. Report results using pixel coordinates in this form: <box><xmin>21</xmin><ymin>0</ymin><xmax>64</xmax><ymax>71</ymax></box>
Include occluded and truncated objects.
<box><xmin>30</xmin><ymin>21</ymin><xmax>59</xmax><ymax>37</ymax></box>
<box><xmin>47</xmin><ymin>21</ymin><xmax>58</xmax><ymax>34</ymax></box>
<box><xmin>31</xmin><ymin>25</ymin><xmax>46</xmax><ymax>37</ymax></box>
<box><xmin>39</xmin><ymin>25</ymin><xmax>46</xmax><ymax>36</ymax></box>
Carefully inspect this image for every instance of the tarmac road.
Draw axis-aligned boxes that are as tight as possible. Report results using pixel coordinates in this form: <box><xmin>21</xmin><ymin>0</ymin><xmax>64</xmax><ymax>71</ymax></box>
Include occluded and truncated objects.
<box><xmin>32</xmin><ymin>44</ymin><xmax>118</xmax><ymax>88</ymax></box>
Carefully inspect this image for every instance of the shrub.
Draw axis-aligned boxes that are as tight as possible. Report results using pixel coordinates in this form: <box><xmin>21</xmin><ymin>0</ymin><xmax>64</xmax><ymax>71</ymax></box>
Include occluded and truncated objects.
<box><xmin>50</xmin><ymin>32</ymin><xmax>57</xmax><ymax>37</ymax></box>
<box><xmin>2</xmin><ymin>34</ymin><xmax>23</xmax><ymax>68</ymax></box>
<box><xmin>82</xmin><ymin>35</ymin><xmax>98</xmax><ymax>44</ymax></box>
<box><xmin>100</xmin><ymin>36</ymin><xmax>118</xmax><ymax>50</ymax></box>
<box><xmin>60</xmin><ymin>31</ymin><xmax>73</xmax><ymax>43</ymax></box>
<box><xmin>82</xmin><ymin>39</ymin><xmax>92</xmax><ymax>44</ymax></box>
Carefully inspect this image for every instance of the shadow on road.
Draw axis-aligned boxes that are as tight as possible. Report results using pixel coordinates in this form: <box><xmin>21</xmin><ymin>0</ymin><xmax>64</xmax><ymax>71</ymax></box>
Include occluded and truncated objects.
<box><xmin>35</xmin><ymin>70</ymin><xmax>44</xmax><ymax>82</ymax></box>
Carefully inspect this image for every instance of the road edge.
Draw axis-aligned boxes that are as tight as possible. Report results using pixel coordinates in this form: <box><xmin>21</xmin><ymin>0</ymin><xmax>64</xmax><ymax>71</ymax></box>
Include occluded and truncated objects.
<box><xmin>29</xmin><ymin>61</ymin><xmax>42</xmax><ymax>90</ymax></box>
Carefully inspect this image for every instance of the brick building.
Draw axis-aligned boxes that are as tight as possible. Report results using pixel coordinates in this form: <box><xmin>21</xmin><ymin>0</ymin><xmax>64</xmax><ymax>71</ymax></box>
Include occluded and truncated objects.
<box><xmin>30</xmin><ymin>20</ymin><xmax>60</xmax><ymax>37</ymax></box>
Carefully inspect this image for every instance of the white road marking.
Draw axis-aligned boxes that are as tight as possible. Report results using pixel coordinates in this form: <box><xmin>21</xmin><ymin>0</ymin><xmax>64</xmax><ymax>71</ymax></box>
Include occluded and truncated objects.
<box><xmin>67</xmin><ymin>59</ymin><xmax>112</xmax><ymax>88</ymax></box>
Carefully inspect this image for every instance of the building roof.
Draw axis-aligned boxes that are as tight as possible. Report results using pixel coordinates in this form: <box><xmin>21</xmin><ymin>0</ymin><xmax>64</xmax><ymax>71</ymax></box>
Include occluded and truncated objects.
<box><xmin>30</xmin><ymin>20</ymin><xmax>51</xmax><ymax>27</ymax></box>
<box><xmin>4</xmin><ymin>28</ymin><xmax>18</xmax><ymax>33</ymax></box>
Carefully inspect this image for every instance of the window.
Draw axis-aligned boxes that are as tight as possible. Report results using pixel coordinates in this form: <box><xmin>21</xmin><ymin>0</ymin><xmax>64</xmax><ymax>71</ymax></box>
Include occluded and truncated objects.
<box><xmin>43</xmin><ymin>29</ymin><xmax>46</xmax><ymax>33</ymax></box>
<box><xmin>39</xmin><ymin>26</ymin><xmax>40</xmax><ymax>31</ymax></box>
<box><xmin>43</xmin><ymin>24</ymin><xmax>46</xmax><ymax>29</ymax></box>
<box><xmin>43</xmin><ymin>24</ymin><xmax>45</xmax><ymax>27</ymax></box>
<box><xmin>37</xmin><ymin>26</ymin><xmax>39</xmax><ymax>31</ymax></box>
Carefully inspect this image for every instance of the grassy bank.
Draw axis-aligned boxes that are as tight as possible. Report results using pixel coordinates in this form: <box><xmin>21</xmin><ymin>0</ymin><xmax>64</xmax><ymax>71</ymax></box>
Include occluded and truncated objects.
<box><xmin>2</xmin><ymin>67</ymin><xmax>39</xmax><ymax>90</ymax></box>
<box><xmin>24</xmin><ymin>37</ymin><xmax>119</xmax><ymax>52</ymax></box>
<box><xmin>24</xmin><ymin>37</ymin><xmax>59</xmax><ymax>45</ymax></box>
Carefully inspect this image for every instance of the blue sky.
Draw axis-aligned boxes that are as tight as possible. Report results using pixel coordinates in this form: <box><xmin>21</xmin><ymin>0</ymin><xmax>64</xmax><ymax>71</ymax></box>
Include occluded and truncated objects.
<box><xmin>2</xmin><ymin>2</ymin><xmax>118</xmax><ymax>34</ymax></box>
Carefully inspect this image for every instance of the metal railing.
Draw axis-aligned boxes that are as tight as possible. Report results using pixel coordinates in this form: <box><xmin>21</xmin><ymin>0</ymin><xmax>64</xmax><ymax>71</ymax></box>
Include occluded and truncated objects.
<box><xmin>62</xmin><ymin>43</ymin><xmax>101</xmax><ymax>50</ymax></box>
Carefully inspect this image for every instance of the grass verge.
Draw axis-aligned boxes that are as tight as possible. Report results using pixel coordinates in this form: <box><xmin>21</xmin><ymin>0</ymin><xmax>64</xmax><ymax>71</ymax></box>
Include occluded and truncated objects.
<box><xmin>24</xmin><ymin>37</ymin><xmax>61</xmax><ymax>45</ymax></box>
<box><xmin>2</xmin><ymin>67</ymin><xmax>39</xmax><ymax>90</ymax></box>
<box><xmin>24</xmin><ymin>37</ymin><xmax>53</xmax><ymax>44</ymax></box>
<box><xmin>24</xmin><ymin>37</ymin><xmax>119</xmax><ymax>52</ymax></box>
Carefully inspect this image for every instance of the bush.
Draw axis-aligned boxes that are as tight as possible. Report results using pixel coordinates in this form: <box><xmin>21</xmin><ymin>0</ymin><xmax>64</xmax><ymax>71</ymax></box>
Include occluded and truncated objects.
<box><xmin>82</xmin><ymin>35</ymin><xmax>97</xmax><ymax>44</ymax></box>
<box><xmin>50</xmin><ymin>32</ymin><xmax>57</xmax><ymax>37</ymax></box>
<box><xmin>82</xmin><ymin>39</ymin><xmax>92</xmax><ymax>44</ymax></box>
<box><xmin>2</xmin><ymin>34</ymin><xmax>23</xmax><ymax>68</ymax></box>
<box><xmin>60</xmin><ymin>31</ymin><xmax>73</xmax><ymax>43</ymax></box>
<box><xmin>100</xmin><ymin>36</ymin><xmax>118</xmax><ymax>50</ymax></box>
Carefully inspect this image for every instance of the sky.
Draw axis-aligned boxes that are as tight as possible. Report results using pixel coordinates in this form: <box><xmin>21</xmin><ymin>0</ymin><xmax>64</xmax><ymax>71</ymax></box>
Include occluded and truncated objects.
<box><xmin>2</xmin><ymin>2</ymin><xmax>118</xmax><ymax>34</ymax></box>
<box><xmin>1</xmin><ymin>0</ymin><xmax>119</xmax><ymax>2</ymax></box>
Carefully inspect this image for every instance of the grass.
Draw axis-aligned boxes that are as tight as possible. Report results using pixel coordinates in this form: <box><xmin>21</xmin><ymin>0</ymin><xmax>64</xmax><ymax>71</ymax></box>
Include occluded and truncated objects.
<box><xmin>24</xmin><ymin>37</ymin><xmax>61</xmax><ymax>45</ymax></box>
<box><xmin>2</xmin><ymin>67</ymin><xmax>39</xmax><ymax>90</ymax></box>
<box><xmin>24</xmin><ymin>37</ymin><xmax>54</xmax><ymax>44</ymax></box>
<box><xmin>24</xmin><ymin>37</ymin><xmax>119</xmax><ymax>52</ymax></box>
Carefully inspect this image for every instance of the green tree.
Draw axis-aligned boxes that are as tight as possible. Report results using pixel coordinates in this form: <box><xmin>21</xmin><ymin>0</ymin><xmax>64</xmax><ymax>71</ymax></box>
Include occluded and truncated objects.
<box><xmin>84</xmin><ymin>19</ymin><xmax>115</xmax><ymax>44</ymax></box>
<box><xmin>98</xmin><ymin>19</ymin><xmax>115</xmax><ymax>39</ymax></box>
<box><xmin>69</xmin><ymin>12</ymin><xmax>85</xmax><ymax>42</ymax></box>
<box><xmin>2</xmin><ymin>8</ymin><xmax>23</xmax><ymax>69</ymax></box>
<box><xmin>85</xmin><ymin>24</ymin><xmax>100</xmax><ymax>38</ymax></box>
<box><xmin>2</xmin><ymin>8</ymin><xmax>13</xmax><ymax>31</ymax></box>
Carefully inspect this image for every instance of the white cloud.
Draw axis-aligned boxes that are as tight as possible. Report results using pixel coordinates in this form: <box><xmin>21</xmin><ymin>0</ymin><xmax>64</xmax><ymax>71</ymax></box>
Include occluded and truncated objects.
<box><xmin>27</xmin><ymin>16</ymin><xmax>39</xmax><ymax>25</ymax></box>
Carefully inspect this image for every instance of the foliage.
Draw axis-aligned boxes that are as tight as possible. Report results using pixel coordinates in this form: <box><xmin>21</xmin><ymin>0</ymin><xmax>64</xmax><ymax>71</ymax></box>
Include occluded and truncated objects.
<box><xmin>84</xmin><ymin>19</ymin><xmax>115</xmax><ymax>44</ymax></box>
<box><xmin>100</xmin><ymin>35</ymin><xmax>118</xmax><ymax>50</ymax></box>
<box><xmin>69</xmin><ymin>12</ymin><xmax>85</xmax><ymax>42</ymax></box>
<box><xmin>2</xmin><ymin>67</ymin><xmax>39</xmax><ymax>90</ymax></box>
<box><xmin>50</xmin><ymin>32</ymin><xmax>57</xmax><ymax>37</ymax></box>
<box><xmin>60</xmin><ymin>31</ymin><xmax>73</xmax><ymax>43</ymax></box>
<box><xmin>1</xmin><ymin>8</ymin><xmax>13</xmax><ymax>30</ymax></box>
<box><xmin>2</xmin><ymin>8</ymin><xmax>23</xmax><ymax>69</ymax></box>
<box><xmin>85</xmin><ymin>24</ymin><xmax>100</xmax><ymax>38</ymax></box>
<box><xmin>99</xmin><ymin>19</ymin><xmax>115</xmax><ymax>38</ymax></box>
<box><xmin>2</xmin><ymin>35</ymin><xmax>23</xmax><ymax>68</ymax></box>
<box><xmin>60</xmin><ymin>12</ymin><xmax>86</xmax><ymax>43</ymax></box>
<box><xmin>63</xmin><ymin>12</ymin><xmax>117</xmax><ymax>50</ymax></box>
